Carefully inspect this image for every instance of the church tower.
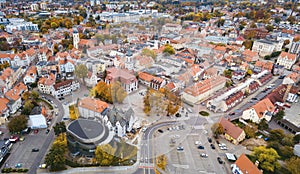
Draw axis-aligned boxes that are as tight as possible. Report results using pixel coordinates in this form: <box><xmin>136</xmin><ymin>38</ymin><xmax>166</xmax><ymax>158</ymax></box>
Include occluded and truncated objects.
<box><xmin>73</xmin><ymin>28</ymin><xmax>80</xmax><ymax>49</ymax></box>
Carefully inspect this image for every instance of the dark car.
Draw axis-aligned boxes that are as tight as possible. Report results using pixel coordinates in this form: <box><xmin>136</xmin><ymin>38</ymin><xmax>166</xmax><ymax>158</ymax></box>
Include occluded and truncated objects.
<box><xmin>279</xmin><ymin>75</ymin><xmax>285</xmax><ymax>79</ymax></box>
<box><xmin>208</xmin><ymin>137</ymin><xmax>212</xmax><ymax>143</ymax></box>
<box><xmin>32</xmin><ymin>148</ymin><xmax>39</xmax><ymax>152</ymax></box>
<box><xmin>158</xmin><ymin>129</ymin><xmax>164</xmax><ymax>133</ymax></box>
<box><xmin>217</xmin><ymin>157</ymin><xmax>223</xmax><ymax>164</ymax></box>
<box><xmin>46</xmin><ymin>129</ymin><xmax>50</xmax><ymax>134</ymax></box>
<box><xmin>251</xmin><ymin>97</ymin><xmax>258</xmax><ymax>100</ymax></box>
<box><xmin>229</xmin><ymin>112</ymin><xmax>235</xmax><ymax>116</ymax></box>
<box><xmin>210</xmin><ymin>144</ymin><xmax>215</xmax><ymax>149</ymax></box>
<box><xmin>197</xmin><ymin>145</ymin><xmax>204</xmax><ymax>149</ymax></box>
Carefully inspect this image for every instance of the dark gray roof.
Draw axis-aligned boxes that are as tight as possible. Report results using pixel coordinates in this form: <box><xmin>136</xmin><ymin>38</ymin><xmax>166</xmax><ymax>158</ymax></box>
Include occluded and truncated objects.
<box><xmin>68</xmin><ymin>119</ymin><xmax>104</xmax><ymax>139</ymax></box>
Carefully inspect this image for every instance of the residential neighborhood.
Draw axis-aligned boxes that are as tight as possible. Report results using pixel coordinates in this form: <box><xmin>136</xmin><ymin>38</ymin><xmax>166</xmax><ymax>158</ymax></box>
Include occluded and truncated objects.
<box><xmin>0</xmin><ymin>0</ymin><xmax>299</xmax><ymax>174</ymax></box>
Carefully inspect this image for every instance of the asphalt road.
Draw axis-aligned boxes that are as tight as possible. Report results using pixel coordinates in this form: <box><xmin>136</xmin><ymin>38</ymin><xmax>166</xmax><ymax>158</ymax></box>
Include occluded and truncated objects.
<box><xmin>135</xmin><ymin>121</ymin><xmax>176</xmax><ymax>174</ymax></box>
<box><xmin>28</xmin><ymin>94</ymin><xmax>65</xmax><ymax>174</ymax></box>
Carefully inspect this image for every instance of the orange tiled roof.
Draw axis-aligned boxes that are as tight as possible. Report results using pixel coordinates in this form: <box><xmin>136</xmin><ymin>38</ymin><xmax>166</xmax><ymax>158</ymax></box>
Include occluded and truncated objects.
<box><xmin>106</xmin><ymin>67</ymin><xmax>137</xmax><ymax>84</ymax></box>
<box><xmin>285</xmin><ymin>72</ymin><xmax>300</xmax><ymax>82</ymax></box>
<box><xmin>0</xmin><ymin>98</ymin><xmax>9</xmax><ymax>113</ymax></box>
<box><xmin>25</xmin><ymin>66</ymin><xmax>37</xmax><ymax>77</ymax></box>
<box><xmin>252</xmin><ymin>98</ymin><xmax>275</xmax><ymax>118</ymax></box>
<box><xmin>278</xmin><ymin>52</ymin><xmax>297</xmax><ymax>61</ymax></box>
<box><xmin>78</xmin><ymin>97</ymin><xmax>108</xmax><ymax>113</ymax></box>
<box><xmin>235</xmin><ymin>154</ymin><xmax>262</xmax><ymax>174</ymax></box>
<box><xmin>5</xmin><ymin>82</ymin><xmax>27</xmax><ymax>101</ymax></box>
<box><xmin>0</xmin><ymin>67</ymin><xmax>13</xmax><ymax>81</ymax></box>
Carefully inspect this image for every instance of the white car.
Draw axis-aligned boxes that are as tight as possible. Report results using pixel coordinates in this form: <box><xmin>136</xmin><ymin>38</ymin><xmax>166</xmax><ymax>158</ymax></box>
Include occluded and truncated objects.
<box><xmin>200</xmin><ymin>153</ymin><xmax>208</xmax><ymax>158</ymax></box>
<box><xmin>142</xmin><ymin>127</ymin><xmax>147</xmax><ymax>132</ymax></box>
<box><xmin>220</xmin><ymin>146</ymin><xmax>228</xmax><ymax>150</ymax></box>
<box><xmin>218</xmin><ymin>143</ymin><xmax>226</xmax><ymax>147</ymax></box>
<box><xmin>195</xmin><ymin>141</ymin><xmax>201</xmax><ymax>145</ymax></box>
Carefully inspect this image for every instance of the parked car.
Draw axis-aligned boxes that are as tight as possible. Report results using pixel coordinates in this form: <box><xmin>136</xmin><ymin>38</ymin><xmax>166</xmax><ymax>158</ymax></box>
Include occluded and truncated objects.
<box><xmin>200</xmin><ymin>153</ymin><xmax>208</xmax><ymax>158</ymax></box>
<box><xmin>217</xmin><ymin>157</ymin><xmax>223</xmax><ymax>164</ymax></box>
<box><xmin>34</xmin><ymin>129</ymin><xmax>39</xmax><ymax>134</ymax></box>
<box><xmin>32</xmin><ymin>148</ymin><xmax>39</xmax><ymax>152</ymax></box>
<box><xmin>229</xmin><ymin>112</ymin><xmax>235</xmax><ymax>115</ymax></box>
<box><xmin>158</xmin><ymin>129</ymin><xmax>164</xmax><ymax>133</ymax></box>
<box><xmin>177</xmin><ymin>146</ymin><xmax>184</xmax><ymax>151</ymax></box>
<box><xmin>46</xmin><ymin>129</ymin><xmax>50</xmax><ymax>134</ymax></box>
<box><xmin>195</xmin><ymin>141</ymin><xmax>201</xmax><ymax>145</ymax></box>
<box><xmin>197</xmin><ymin>145</ymin><xmax>204</xmax><ymax>149</ymax></box>
<box><xmin>210</xmin><ymin>144</ymin><xmax>215</xmax><ymax>149</ymax></box>
<box><xmin>208</xmin><ymin>137</ymin><xmax>212</xmax><ymax>143</ymax></box>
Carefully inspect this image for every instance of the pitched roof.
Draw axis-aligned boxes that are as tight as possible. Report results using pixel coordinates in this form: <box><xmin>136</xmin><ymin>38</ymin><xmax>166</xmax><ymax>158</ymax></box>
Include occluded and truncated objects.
<box><xmin>184</xmin><ymin>76</ymin><xmax>227</xmax><ymax>96</ymax></box>
<box><xmin>5</xmin><ymin>82</ymin><xmax>27</xmax><ymax>101</ymax></box>
<box><xmin>106</xmin><ymin>67</ymin><xmax>137</xmax><ymax>84</ymax></box>
<box><xmin>219</xmin><ymin>117</ymin><xmax>244</xmax><ymax>139</ymax></box>
<box><xmin>252</xmin><ymin>98</ymin><xmax>275</xmax><ymax>118</ymax></box>
<box><xmin>235</xmin><ymin>154</ymin><xmax>262</xmax><ymax>174</ymax></box>
<box><xmin>78</xmin><ymin>97</ymin><xmax>109</xmax><ymax>114</ymax></box>
<box><xmin>0</xmin><ymin>97</ymin><xmax>9</xmax><ymax>114</ymax></box>
<box><xmin>278</xmin><ymin>52</ymin><xmax>297</xmax><ymax>61</ymax></box>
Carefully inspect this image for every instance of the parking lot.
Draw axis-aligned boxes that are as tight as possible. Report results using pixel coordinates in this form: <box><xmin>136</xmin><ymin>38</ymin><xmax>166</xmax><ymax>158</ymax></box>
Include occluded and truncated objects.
<box><xmin>3</xmin><ymin>129</ymin><xmax>50</xmax><ymax>169</ymax></box>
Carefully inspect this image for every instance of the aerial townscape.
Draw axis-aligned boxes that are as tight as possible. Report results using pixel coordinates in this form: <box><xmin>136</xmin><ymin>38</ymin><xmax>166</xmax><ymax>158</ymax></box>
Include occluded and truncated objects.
<box><xmin>0</xmin><ymin>0</ymin><xmax>300</xmax><ymax>174</ymax></box>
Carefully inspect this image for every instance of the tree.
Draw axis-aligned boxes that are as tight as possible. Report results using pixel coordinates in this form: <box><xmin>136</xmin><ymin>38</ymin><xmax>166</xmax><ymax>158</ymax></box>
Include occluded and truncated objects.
<box><xmin>156</xmin><ymin>155</ymin><xmax>167</xmax><ymax>170</ymax></box>
<box><xmin>223</xmin><ymin>69</ymin><xmax>232</xmax><ymax>78</ymax></box>
<box><xmin>225</xmin><ymin>80</ymin><xmax>232</xmax><ymax>88</ymax></box>
<box><xmin>286</xmin><ymin>157</ymin><xmax>300</xmax><ymax>174</ymax></box>
<box><xmin>45</xmin><ymin>133</ymin><xmax>67</xmax><ymax>171</ymax></box>
<box><xmin>143</xmin><ymin>91</ymin><xmax>151</xmax><ymax>116</ymax></box>
<box><xmin>243</xmin><ymin>40</ymin><xmax>254</xmax><ymax>49</ymax></box>
<box><xmin>141</xmin><ymin>48</ymin><xmax>157</xmax><ymax>60</ymax></box>
<box><xmin>279</xmin><ymin>145</ymin><xmax>294</xmax><ymax>160</ymax></box>
<box><xmin>31</xmin><ymin>90</ymin><xmax>39</xmax><ymax>100</ymax></box>
<box><xmin>7</xmin><ymin>115</ymin><xmax>28</xmax><ymax>133</ymax></box>
<box><xmin>244</xmin><ymin>125</ymin><xmax>257</xmax><ymax>139</ymax></box>
<box><xmin>293</xmin><ymin>134</ymin><xmax>300</xmax><ymax>144</ymax></box>
<box><xmin>53</xmin><ymin>122</ymin><xmax>66</xmax><ymax>135</ymax></box>
<box><xmin>282</xmin><ymin>134</ymin><xmax>294</xmax><ymax>146</ymax></box>
<box><xmin>95</xmin><ymin>144</ymin><xmax>116</xmax><ymax>166</ymax></box>
<box><xmin>74</xmin><ymin>64</ymin><xmax>88</xmax><ymax>83</ymax></box>
<box><xmin>166</xmin><ymin>101</ymin><xmax>179</xmax><ymax>116</ymax></box>
<box><xmin>258</xmin><ymin>118</ymin><xmax>268</xmax><ymax>130</ymax></box>
<box><xmin>269</xmin><ymin>129</ymin><xmax>285</xmax><ymax>142</ymax></box>
<box><xmin>110</xmin><ymin>81</ymin><xmax>127</xmax><ymax>103</ymax></box>
<box><xmin>163</xmin><ymin>44</ymin><xmax>175</xmax><ymax>55</ymax></box>
<box><xmin>211</xmin><ymin>123</ymin><xmax>224</xmax><ymax>137</ymax></box>
<box><xmin>265</xmin><ymin>25</ymin><xmax>274</xmax><ymax>32</ymax></box>
<box><xmin>274</xmin><ymin>17</ymin><xmax>281</xmax><ymax>23</ymax></box>
<box><xmin>273</xmin><ymin>110</ymin><xmax>285</xmax><ymax>120</ymax></box>
<box><xmin>252</xmin><ymin>146</ymin><xmax>280</xmax><ymax>172</ymax></box>
<box><xmin>21</xmin><ymin>100</ymin><xmax>34</xmax><ymax>115</ymax></box>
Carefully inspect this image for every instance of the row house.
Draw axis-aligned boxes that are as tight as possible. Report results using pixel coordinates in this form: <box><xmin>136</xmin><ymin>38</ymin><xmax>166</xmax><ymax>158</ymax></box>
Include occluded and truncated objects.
<box><xmin>257</xmin><ymin>72</ymin><xmax>273</xmax><ymax>86</ymax></box>
<box><xmin>37</xmin><ymin>73</ymin><xmax>56</xmax><ymax>95</ymax></box>
<box><xmin>232</xmin><ymin>70</ymin><xmax>246</xmax><ymax>81</ymax></box>
<box><xmin>105</xmin><ymin>67</ymin><xmax>138</xmax><ymax>94</ymax></box>
<box><xmin>138</xmin><ymin>72</ymin><xmax>166</xmax><ymax>90</ymax></box>
<box><xmin>219</xmin><ymin>117</ymin><xmax>246</xmax><ymax>145</ymax></box>
<box><xmin>242</xmin><ymin>98</ymin><xmax>275</xmax><ymax>123</ymax></box>
<box><xmin>182</xmin><ymin>76</ymin><xmax>227</xmax><ymax>104</ymax></box>
<box><xmin>276</xmin><ymin>52</ymin><xmax>298</xmax><ymax>70</ymax></box>
<box><xmin>4</xmin><ymin>82</ymin><xmax>28</xmax><ymax>114</ymax></box>
<box><xmin>248</xmin><ymin>81</ymin><xmax>260</xmax><ymax>94</ymax></box>
<box><xmin>23</xmin><ymin>66</ymin><xmax>37</xmax><ymax>85</ymax></box>
<box><xmin>225</xmin><ymin>91</ymin><xmax>244</xmax><ymax>111</ymax></box>
<box><xmin>53</xmin><ymin>80</ymin><xmax>80</xmax><ymax>99</ymax></box>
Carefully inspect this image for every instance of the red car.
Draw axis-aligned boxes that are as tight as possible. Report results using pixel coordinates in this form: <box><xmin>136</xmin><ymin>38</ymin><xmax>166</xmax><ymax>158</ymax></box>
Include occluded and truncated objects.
<box><xmin>9</xmin><ymin>136</ymin><xmax>19</xmax><ymax>142</ymax></box>
<box><xmin>34</xmin><ymin>129</ymin><xmax>39</xmax><ymax>134</ymax></box>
